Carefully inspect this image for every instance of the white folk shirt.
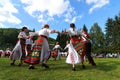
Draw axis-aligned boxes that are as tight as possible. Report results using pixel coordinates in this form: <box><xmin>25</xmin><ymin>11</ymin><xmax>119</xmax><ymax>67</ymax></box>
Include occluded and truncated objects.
<box><xmin>66</xmin><ymin>28</ymin><xmax>83</xmax><ymax>37</ymax></box>
<box><xmin>53</xmin><ymin>45</ymin><xmax>62</xmax><ymax>50</ymax></box>
<box><xmin>38</xmin><ymin>28</ymin><xmax>52</xmax><ymax>38</ymax></box>
<box><xmin>53</xmin><ymin>45</ymin><xmax>62</xmax><ymax>53</ymax></box>
<box><xmin>18</xmin><ymin>31</ymin><xmax>27</xmax><ymax>39</ymax></box>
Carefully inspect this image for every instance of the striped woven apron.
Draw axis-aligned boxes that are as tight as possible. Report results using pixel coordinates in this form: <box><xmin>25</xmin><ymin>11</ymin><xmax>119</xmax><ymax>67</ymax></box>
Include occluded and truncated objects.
<box><xmin>24</xmin><ymin>36</ymin><xmax>44</xmax><ymax>65</ymax></box>
<box><xmin>70</xmin><ymin>36</ymin><xmax>86</xmax><ymax>62</ymax></box>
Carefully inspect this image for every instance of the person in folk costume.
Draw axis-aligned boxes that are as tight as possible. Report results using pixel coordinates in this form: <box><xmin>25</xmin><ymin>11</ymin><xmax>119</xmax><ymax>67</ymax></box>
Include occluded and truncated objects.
<box><xmin>10</xmin><ymin>26</ymin><xmax>30</xmax><ymax>66</ymax></box>
<box><xmin>5</xmin><ymin>48</ymin><xmax>12</xmax><ymax>57</ymax></box>
<box><xmin>52</xmin><ymin>42</ymin><xmax>63</xmax><ymax>60</ymax></box>
<box><xmin>62</xmin><ymin>23</ymin><xmax>89</xmax><ymax>71</ymax></box>
<box><xmin>25</xmin><ymin>24</ymin><xmax>59</xmax><ymax>69</ymax></box>
<box><xmin>25</xmin><ymin>32</ymin><xmax>34</xmax><ymax>60</ymax></box>
<box><xmin>0</xmin><ymin>50</ymin><xmax>4</xmax><ymax>58</ymax></box>
<box><xmin>0</xmin><ymin>50</ymin><xmax>2</xmax><ymax>57</ymax></box>
<box><xmin>80</xmin><ymin>29</ymin><xmax>96</xmax><ymax>66</ymax></box>
<box><xmin>66</xmin><ymin>23</ymin><xmax>89</xmax><ymax>69</ymax></box>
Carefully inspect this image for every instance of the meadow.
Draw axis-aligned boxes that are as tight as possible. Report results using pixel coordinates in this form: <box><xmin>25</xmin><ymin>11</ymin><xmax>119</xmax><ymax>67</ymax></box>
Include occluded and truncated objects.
<box><xmin>0</xmin><ymin>57</ymin><xmax>120</xmax><ymax>80</ymax></box>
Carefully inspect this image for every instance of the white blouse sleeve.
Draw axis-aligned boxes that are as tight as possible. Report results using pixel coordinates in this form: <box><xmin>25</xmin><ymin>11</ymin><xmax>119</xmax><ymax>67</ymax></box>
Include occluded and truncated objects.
<box><xmin>66</xmin><ymin>29</ymin><xmax>70</xmax><ymax>33</ymax></box>
<box><xmin>47</xmin><ymin>29</ymin><xmax>52</xmax><ymax>33</ymax></box>
<box><xmin>29</xmin><ymin>32</ymin><xmax>38</xmax><ymax>36</ymax></box>
<box><xmin>64</xmin><ymin>44</ymin><xmax>69</xmax><ymax>50</ymax></box>
<box><xmin>77</xmin><ymin>31</ymin><xmax>84</xmax><ymax>36</ymax></box>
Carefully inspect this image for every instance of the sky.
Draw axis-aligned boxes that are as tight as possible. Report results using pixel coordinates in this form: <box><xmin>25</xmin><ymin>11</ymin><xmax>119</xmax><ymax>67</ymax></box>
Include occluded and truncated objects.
<box><xmin>0</xmin><ymin>0</ymin><xmax>120</xmax><ymax>39</ymax></box>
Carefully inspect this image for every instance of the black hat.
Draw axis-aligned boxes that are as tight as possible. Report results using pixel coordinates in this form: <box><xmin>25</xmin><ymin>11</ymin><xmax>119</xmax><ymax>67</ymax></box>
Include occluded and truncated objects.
<box><xmin>70</xmin><ymin>23</ymin><xmax>75</xmax><ymax>28</ymax></box>
<box><xmin>22</xmin><ymin>26</ymin><xmax>27</xmax><ymax>31</ymax></box>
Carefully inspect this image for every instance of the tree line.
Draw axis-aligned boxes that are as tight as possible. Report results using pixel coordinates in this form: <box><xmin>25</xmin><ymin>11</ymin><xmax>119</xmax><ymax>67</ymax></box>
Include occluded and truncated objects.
<box><xmin>0</xmin><ymin>28</ymin><xmax>19</xmax><ymax>50</ymax></box>
<box><xmin>0</xmin><ymin>13</ymin><xmax>120</xmax><ymax>54</ymax></box>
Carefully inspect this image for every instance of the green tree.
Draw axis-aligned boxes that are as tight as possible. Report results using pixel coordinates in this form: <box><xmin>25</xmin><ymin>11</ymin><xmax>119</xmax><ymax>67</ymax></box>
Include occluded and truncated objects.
<box><xmin>0</xmin><ymin>28</ymin><xmax>19</xmax><ymax>49</ymax></box>
<box><xmin>56</xmin><ymin>30</ymin><xmax>70</xmax><ymax>48</ymax></box>
<box><xmin>4</xmin><ymin>28</ymin><xmax>19</xmax><ymax>48</ymax></box>
<box><xmin>105</xmin><ymin>18</ymin><xmax>114</xmax><ymax>52</ymax></box>
<box><xmin>0</xmin><ymin>29</ymin><xmax>4</xmax><ymax>47</ymax></box>
<box><xmin>82</xmin><ymin>24</ymin><xmax>88</xmax><ymax>33</ymax></box>
<box><xmin>105</xmin><ymin>13</ymin><xmax>120</xmax><ymax>52</ymax></box>
<box><xmin>89</xmin><ymin>23</ymin><xmax>104</xmax><ymax>54</ymax></box>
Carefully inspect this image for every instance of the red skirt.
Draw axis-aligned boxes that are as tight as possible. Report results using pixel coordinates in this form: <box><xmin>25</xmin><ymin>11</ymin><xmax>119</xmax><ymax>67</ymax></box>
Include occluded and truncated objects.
<box><xmin>51</xmin><ymin>51</ymin><xmax>58</xmax><ymax>58</ymax></box>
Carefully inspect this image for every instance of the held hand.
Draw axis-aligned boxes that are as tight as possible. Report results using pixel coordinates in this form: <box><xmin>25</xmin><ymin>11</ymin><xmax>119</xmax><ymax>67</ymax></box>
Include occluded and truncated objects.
<box><xmin>61</xmin><ymin>31</ymin><xmax>67</xmax><ymax>34</ymax></box>
<box><xmin>51</xmin><ymin>30</ymin><xmax>56</xmax><ymax>33</ymax></box>
<box><xmin>30</xmin><ymin>36</ymin><xmax>33</xmax><ymax>39</ymax></box>
<box><xmin>28</xmin><ymin>35</ymin><xmax>31</xmax><ymax>38</ymax></box>
<box><xmin>55</xmin><ymin>30</ymin><xmax>60</xmax><ymax>34</ymax></box>
<box><xmin>57</xmin><ymin>31</ymin><xmax>61</xmax><ymax>35</ymax></box>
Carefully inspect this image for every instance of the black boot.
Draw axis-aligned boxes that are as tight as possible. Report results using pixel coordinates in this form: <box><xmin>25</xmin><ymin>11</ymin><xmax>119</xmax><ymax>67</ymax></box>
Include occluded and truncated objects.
<box><xmin>82</xmin><ymin>65</ymin><xmax>86</xmax><ymax>69</ymax></box>
<box><xmin>29</xmin><ymin>65</ymin><xmax>35</xmax><ymax>69</ymax></box>
<box><xmin>72</xmin><ymin>67</ymin><xmax>76</xmax><ymax>71</ymax></box>
<box><xmin>10</xmin><ymin>63</ymin><xmax>15</xmax><ymax>66</ymax></box>
<box><xmin>18</xmin><ymin>63</ymin><xmax>22</xmax><ymax>66</ymax></box>
<box><xmin>42</xmin><ymin>63</ymin><xmax>49</xmax><ymax>69</ymax></box>
<box><xmin>92</xmin><ymin>63</ymin><xmax>96</xmax><ymax>66</ymax></box>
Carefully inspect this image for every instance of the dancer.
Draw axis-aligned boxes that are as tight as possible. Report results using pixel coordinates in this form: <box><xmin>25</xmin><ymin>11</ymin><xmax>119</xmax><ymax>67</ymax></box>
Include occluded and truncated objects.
<box><xmin>5</xmin><ymin>48</ymin><xmax>11</xmax><ymax>57</ymax></box>
<box><xmin>25</xmin><ymin>24</ymin><xmax>59</xmax><ymax>69</ymax></box>
<box><xmin>52</xmin><ymin>42</ymin><xmax>62</xmax><ymax>60</ymax></box>
<box><xmin>24</xmin><ymin>32</ymin><xmax>34</xmax><ymax>62</ymax></box>
<box><xmin>10</xmin><ymin>26</ymin><xmax>30</xmax><ymax>66</ymax></box>
<box><xmin>64</xmin><ymin>41</ymin><xmax>81</xmax><ymax>71</ymax></box>
<box><xmin>63</xmin><ymin>23</ymin><xmax>88</xmax><ymax>70</ymax></box>
<box><xmin>0</xmin><ymin>50</ymin><xmax>4</xmax><ymax>58</ymax></box>
<box><xmin>80</xmin><ymin>29</ymin><xmax>96</xmax><ymax>66</ymax></box>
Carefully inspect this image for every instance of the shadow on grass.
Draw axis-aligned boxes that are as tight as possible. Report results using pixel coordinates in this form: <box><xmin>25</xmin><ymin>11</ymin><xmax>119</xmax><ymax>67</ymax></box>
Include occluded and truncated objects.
<box><xmin>81</xmin><ymin>58</ymin><xmax>120</xmax><ymax>72</ymax></box>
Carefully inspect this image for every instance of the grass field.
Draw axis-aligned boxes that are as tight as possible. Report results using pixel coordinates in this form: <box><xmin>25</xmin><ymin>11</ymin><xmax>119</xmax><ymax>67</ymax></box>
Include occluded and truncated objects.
<box><xmin>0</xmin><ymin>57</ymin><xmax>120</xmax><ymax>80</ymax></box>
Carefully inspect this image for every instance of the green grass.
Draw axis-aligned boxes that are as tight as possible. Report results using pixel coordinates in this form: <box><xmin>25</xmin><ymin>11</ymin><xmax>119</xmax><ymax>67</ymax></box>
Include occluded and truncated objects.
<box><xmin>0</xmin><ymin>57</ymin><xmax>120</xmax><ymax>80</ymax></box>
